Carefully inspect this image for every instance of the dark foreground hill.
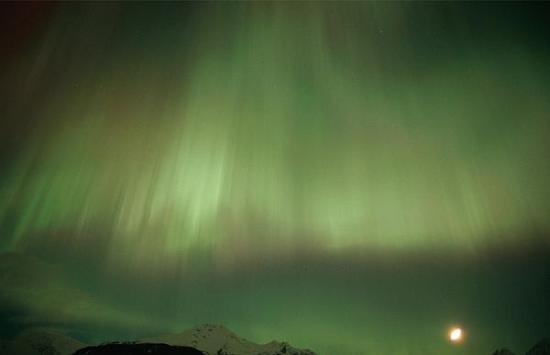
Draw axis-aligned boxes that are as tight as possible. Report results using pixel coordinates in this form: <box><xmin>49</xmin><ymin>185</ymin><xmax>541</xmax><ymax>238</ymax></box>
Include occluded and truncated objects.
<box><xmin>73</xmin><ymin>343</ymin><xmax>203</xmax><ymax>355</ymax></box>
<box><xmin>492</xmin><ymin>349</ymin><xmax>517</xmax><ymax>355</ymax></box>
<box><xmin>526</xmin><ymin>338</ymin><xmax>550</xmax><ymax>355</ymax></box>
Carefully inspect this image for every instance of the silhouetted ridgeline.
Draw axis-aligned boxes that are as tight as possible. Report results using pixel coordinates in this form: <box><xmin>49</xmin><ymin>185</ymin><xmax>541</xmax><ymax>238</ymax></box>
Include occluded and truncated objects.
<box><xmin>73</xmin><ymin>343</ymin><xmax>203</xmax><ymax>355</ymax></box>
<box><xmin>493</xmin><ymin>349</ymin><xmax>517</xmax><ymax>355</ymax></box>
<box><xmin>0</xmin><ymin>325</ymin><xmax>316</xmax><ymax>355</ymax></box>
<box><xmin>492</xmin><ymin>338</ymin><xmax>550</xmax><ymax>355</ymax></box>
<box><xmin>525</xmin><ymin>338</ymin><xmax>550</xmax><ymax>355</ymax></box>
<box><xmin>1</xmin><ymin>326</ymin><xmax>548</xmax><ymax>355</ymax></box>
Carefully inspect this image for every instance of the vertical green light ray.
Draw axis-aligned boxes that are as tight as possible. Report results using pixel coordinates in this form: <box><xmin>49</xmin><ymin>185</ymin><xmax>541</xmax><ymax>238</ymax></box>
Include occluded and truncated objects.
<box><xmin>1</xmin><ymin>3</ymin><xmax>549</xmax><ymax>263</ymax></box>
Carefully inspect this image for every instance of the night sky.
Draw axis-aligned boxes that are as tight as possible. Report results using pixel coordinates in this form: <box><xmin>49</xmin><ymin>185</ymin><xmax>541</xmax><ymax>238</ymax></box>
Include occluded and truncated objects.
<box><xmin>1</xmin><ymin>2</ymin><xmax>550</xmax><ymax>354</ymax></box>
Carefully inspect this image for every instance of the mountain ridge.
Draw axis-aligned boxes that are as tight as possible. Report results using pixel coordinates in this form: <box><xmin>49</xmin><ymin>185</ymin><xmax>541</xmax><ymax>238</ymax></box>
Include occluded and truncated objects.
<box><xmin>141</xmin><ymin>324</ymin><xmax>316</xmax><ymax>355</ymax></box>
<box><xmin>0</xmin><ymin>324</ymin><xmax>316</xmax><ymax>355</ymax></box>
<box><xmin>1</xmin><ymin>325</ymin><xmax>548</xmax><ymax>355</ymax></box>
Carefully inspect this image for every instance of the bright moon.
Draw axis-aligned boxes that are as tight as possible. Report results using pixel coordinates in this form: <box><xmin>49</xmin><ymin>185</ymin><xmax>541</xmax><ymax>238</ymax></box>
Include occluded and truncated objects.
<box><xmin>449</xmin><ymin>327</ymin><xmax>463</xmax><ymax>343</ymax></box>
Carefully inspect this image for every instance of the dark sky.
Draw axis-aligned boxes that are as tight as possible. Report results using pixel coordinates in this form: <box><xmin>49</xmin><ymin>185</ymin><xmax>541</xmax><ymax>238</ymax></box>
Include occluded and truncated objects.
<box><xmin>1</xmin><ymin>2</ymin><xmax>549</xmax><ymax>354</ymax></box>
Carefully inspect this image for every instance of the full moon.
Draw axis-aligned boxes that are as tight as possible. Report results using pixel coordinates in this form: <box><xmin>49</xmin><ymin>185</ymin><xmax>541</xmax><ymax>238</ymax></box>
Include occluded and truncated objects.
<box><xmin>449</xmin><ymin>327</ymin><xmax>463</xmax><ymax>343</ymax></box>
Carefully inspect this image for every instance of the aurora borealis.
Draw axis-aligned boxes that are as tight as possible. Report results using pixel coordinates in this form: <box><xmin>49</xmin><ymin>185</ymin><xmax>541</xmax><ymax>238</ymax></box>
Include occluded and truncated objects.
<box><xmin>1</xmin><ymin>2</ymin><xmax>550</xmax><ymax>354</ymax></box>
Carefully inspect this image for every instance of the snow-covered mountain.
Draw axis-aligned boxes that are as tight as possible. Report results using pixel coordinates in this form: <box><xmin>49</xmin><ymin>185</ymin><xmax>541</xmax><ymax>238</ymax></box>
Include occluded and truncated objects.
<box><xmin>141</xmin><ymin>324</ymin><xmax>316</xmax><ymax>355</ymax></box>
<box><xmin>0</xmin><ymin>324</ymin><xmax>315</xmax><ymax>355</ymax></box>
<box><xmin>8</xmin><ymin>325</ymin><xmax>545</xmax><ymax>355</ymax></box>
<box><xmin>2</xmin><ymin>328</ymin><xmax>86</xmax><ymax>355</ymax></box>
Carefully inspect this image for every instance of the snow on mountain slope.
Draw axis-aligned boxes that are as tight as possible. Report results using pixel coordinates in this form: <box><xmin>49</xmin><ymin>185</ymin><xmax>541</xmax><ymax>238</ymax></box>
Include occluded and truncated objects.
<box><xmin>141</xmin><ymin>324</ymin><xmax>316</xmax><ymax>355</ymax></box>
<box><xmin>5</xmin><ymin>328</ymin><xmax>87</xmax><ymax>355</ymax></box>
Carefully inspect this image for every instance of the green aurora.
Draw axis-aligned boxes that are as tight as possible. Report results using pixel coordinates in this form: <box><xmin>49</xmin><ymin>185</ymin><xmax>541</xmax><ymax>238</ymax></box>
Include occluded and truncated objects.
<box><xmin>1</xmin><ymin>2</ymin><xmax>549</xmax><ymax>354</ymax></box>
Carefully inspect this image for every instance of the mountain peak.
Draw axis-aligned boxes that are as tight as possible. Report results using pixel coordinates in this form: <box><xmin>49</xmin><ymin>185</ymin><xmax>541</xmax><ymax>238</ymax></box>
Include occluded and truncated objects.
<box><xmin>4</xmin><ymin>327</ymin><xmax>86</xmax><ymax>355</ymax></box>
<box><xmin>189</xmin><ymin>324</ymin><xmax>236</xmax><ymax>336</ymax></box>
<box><xmin>141</xmin><ymin>324</ymin><xmax>316</xmax><ymax>355</ymax></box>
